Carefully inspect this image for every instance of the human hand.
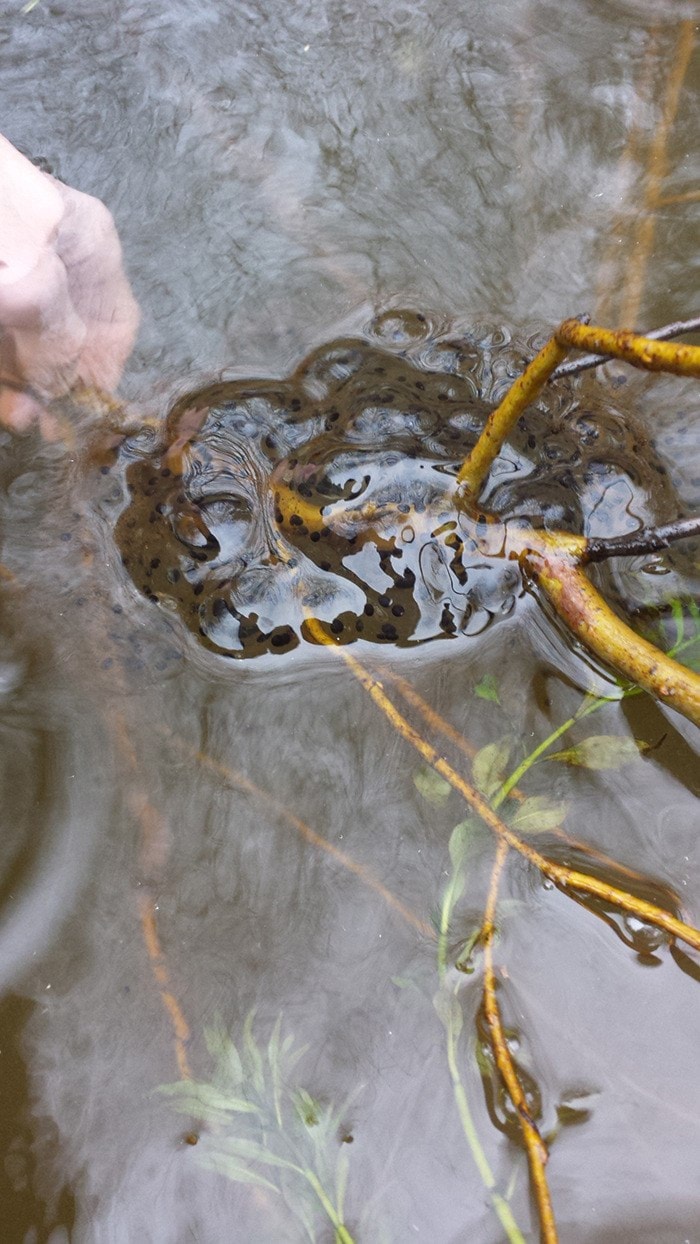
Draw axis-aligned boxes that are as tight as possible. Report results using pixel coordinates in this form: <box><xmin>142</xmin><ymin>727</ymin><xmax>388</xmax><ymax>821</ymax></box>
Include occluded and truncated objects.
<box><xmin>0</xmin><ymin>134</ymin><xmax>139</xmax><ymax>432</ymax></box>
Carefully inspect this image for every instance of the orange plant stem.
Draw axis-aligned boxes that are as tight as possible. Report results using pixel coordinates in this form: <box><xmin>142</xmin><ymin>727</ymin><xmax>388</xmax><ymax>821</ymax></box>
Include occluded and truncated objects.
<box><xmin>619</xmin><ymin>21</ymin><xmax>695</xmax><ymax>327</ymax></box>
<box><xmin>481</xmin><ymin>840</ymin><xmax>557</xmax><ymax>1243</ymax></box>
<box><xmin>163</xmin><ymin>728</ymin><xmax>434</xmax><ymax>940</ymax></box>
<box><xmin>305</xmin><ymin>621</ymin><xmax>700</xmax><ymax>954</ymax></box>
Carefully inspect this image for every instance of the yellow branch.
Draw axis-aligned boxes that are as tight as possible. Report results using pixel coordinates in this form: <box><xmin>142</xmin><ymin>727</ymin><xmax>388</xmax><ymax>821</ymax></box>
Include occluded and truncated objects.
<box><xmin>457</xmin><ymin>319</ymin><xmax>700</xmax><ymax>505</ymax></box>
<box><xmin>456</xmin><ymin>337</ymin><xmax>568</xmax><ymax>497</ymax></box>
<box><xmin>556</xmin><ymin>319</ymin><xmax>700</xmax><ymax>378</ymax></box>
<box><xmin>523</xmin><ymin>544</ymin><xmax>700</xmax><ymax>727</ymax></box>
<box><xmin>481</xmin><ymin>840</ymin><xmax>558</xmax><ymax>1243</ymax></box>
<box><xmin>305</xmin><ymin>619</ymin><xmax>700</xmax><ymax>953</ymax></box>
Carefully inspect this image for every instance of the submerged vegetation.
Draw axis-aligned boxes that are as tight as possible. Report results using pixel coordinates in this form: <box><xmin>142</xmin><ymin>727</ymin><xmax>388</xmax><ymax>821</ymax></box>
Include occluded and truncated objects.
<box><xmin>430</xmin><ymin>601</ymin><xmax>700</xmax><ymax>1243</ymax></box>
<box><xmin>154</xmin><ymin>588</ymin><xmax>700</xmax><ymax>1241</ymax></box>
<box><xmin>3</xmin><ymin>12</ymin><xmax>698</xmax><ymax>1241</ymax></box>
<box><xmin>147</xmin><ymin>320</ymin><xmax>700</xmax><ymax>1242</ymax></box>
<box><xmin>160</xmin><ymin>1015</ymin><xmax>357</xmax><ymax>1243</ymax></box>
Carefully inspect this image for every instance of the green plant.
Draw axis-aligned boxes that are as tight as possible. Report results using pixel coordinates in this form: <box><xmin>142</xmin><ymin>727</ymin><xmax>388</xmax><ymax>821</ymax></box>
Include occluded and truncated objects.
<box><xmin>159</xmin><ymin>1012</ymin><xmax>358</xmax><ymax>1243</ymax></box>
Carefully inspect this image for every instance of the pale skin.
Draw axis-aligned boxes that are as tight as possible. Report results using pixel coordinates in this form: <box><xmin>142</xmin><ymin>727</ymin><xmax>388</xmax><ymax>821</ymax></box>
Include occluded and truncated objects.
<box><xmin>0</xmin><ymin>134</ymin><xmax>139</xmax><ymax>431</ymax></box>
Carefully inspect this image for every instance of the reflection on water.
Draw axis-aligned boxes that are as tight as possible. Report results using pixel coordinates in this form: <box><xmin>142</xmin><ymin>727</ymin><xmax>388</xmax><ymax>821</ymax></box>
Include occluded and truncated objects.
<box><xmin>0</xmin><ymin>1</ymin><xmax>699</xmax><ymax>1241</ymax></box>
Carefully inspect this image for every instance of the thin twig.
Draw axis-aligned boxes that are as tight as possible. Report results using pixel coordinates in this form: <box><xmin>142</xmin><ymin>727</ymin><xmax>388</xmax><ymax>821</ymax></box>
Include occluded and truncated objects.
<box><xmin>584</xmin><ymin>516</ymin><xmax>700</xmax><ymax>562</ymax></box>
<box><xmin>481</xmin><ymin>840</ymin><xmax>558</xmax><ymax>1243</ymax></box>
<box><xmin>162</xmin><ymin>727</ymin><xmax>434</xmax><ymax>940</ymax></box>
<box><xmin>305</xmin><ymin>623</ymin><xmax>700</xmax><ymax>954</ymax></box>
<box><xmin>619</xmin><ymin>21</ymin><xmax>695</xmax><ymax>328</ymax></box>
<box><xmin>138</xmin><ymin>894</ymin><xmax>192</xmax><ymax>1080</ymax></box>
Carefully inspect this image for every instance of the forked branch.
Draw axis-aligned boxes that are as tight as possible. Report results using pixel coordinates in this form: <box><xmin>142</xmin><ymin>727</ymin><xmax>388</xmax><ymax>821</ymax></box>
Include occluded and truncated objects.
<box><xmin>457</xmin><ymin>320</ymin><xmax>700</xmax><ymax>726</ymax></box>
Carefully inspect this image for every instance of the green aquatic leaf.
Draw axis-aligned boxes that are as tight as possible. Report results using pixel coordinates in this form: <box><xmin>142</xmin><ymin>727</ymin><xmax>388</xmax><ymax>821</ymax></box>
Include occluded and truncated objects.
<box><xmin>198</xmin><ymin>1151</ymin><xmax>280</xmax><ymax>1193</ymax></box>
<box><xmin>556</xmin><ymin>1101</ymin><xmax>592</xmax><ymax>1127</ymax></box>
<box><xmin>213</xmin><ymin>1135</ymin><xmax>302</xmax><ymax>1174</ymax></box>
<box><xmin>157</xmin><ymin>1080</ymin><xmax>261</xmax><ymax>1120</ymax></box>
<box><xmin>433</xmin><ymin>988</ymin><xmax>464</xmax><ymax>1037</ymax></box>
<box><xmin>414</xmin><ymin>767</ymin><xmax>452</xmax><ymax>805</ymax></box>
<box><xmin>160</xmin><ymin>1013</ymin><xmax>360</xmax><ymax>1242</ymax></box>
<box><xmin>390</xmin><ymin>974</ymin><xmax>424</xmax><ymax>993</ymax></box>
<box><xmin>335</xmin><ymin>1146</ymin><xmax>350</xmax><ymax>1221</ymax></box>
<box><xmin>547</xmin><ymin>734</ymin><xmax>647</xmax><ymax>770</ymax></box>
<box><xmin>475</xmin><ymin>673</ymin><xmax>500</xmax><ymax>704</ymax></box>
<box><xmin>474</xmin><ymin>1035</ymin><xmax>493</xmax><ymax>1080</ymax></box>
<box><xmin>282</xmin><ymin>1034</ymin><xmax>310</xmax><ymax>1079</ymax></box>
<box><xmin>268</xmin><ymin>1015</ymin><xmax>284</xmax><ymax>1127</ymax></box>
<box><xmin>204</xmin><ymin>1023</ymin><xmax>244</xmax><ymax>1090</ymax></box>
<box><xmin>671</xmin><ymin>597</ymin><xmax>685</xmax><ymax>648</ymax></box>
<box><xmin>472</xmin><ymin>737</ymin><xmax>512</xmax><ymax>800</ymax></box>
<box><xmin>295</xmin><ymin>1088</ymin><xmax>321</xmax><ymax>1128</ymax></box>
<box><xmin>448</xmin><ymin>817</ymin><xmax>480</xmax><ymax>871</ymax></box>
<box><xmin>454</xmin><ymin>927</ymin><xmax>481</xmax><ymax>974</ymax></box>
<box><xmin>511</xmin><ymin>796</ymin><xmax>568</xmax><ymax>834</ymax></box>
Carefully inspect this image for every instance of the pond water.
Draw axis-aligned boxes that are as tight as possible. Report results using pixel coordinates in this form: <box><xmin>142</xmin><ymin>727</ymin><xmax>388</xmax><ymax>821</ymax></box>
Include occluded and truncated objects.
<box><xmin>0</xmin><ymin>2</ymin><xmax>699</xmax><ymax>1241</ymax></box>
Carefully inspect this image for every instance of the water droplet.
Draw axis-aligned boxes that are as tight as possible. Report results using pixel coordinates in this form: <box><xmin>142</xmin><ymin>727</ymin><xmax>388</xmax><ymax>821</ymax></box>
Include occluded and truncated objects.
<box><xmin>622</xmin><ymin>914</ymin><xmax>667</xmax><ymax>955</ymax></box>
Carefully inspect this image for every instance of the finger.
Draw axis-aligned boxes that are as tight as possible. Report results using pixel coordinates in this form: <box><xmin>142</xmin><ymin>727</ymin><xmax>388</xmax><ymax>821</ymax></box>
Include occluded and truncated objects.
<box><xmin>0</xmin><ymin>387</ymin><xmax>43</xmax><ymax>432</ymax></box>
<box><xmin>0</xmin><ymin>248</ymin><xmax>86</xmax><ymax>396</ymax></box>
<box><xmin>52</xmin><ymin>184</ymin><xmax>140</xmax><ymax>389</ymax></box>
<box><xmin>0</xmin><ymin>134</ymin><xmax>64</xmax><ymax>283</ymax></box>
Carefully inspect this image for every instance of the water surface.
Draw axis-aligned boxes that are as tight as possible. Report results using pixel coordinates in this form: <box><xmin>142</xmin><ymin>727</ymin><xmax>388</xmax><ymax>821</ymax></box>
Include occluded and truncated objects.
<box><xmin>0</xmin><ymin>2</ymin><xmax>699</xmax><ymax>1241</ymax></box>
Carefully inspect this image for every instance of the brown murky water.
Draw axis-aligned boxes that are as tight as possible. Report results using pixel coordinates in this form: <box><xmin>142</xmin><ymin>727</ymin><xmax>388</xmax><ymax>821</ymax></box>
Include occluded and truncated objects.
<box><xmin>0</xmin><ymin>3</ymin><xmax>699</xmax><ymax>1242</ymax></box>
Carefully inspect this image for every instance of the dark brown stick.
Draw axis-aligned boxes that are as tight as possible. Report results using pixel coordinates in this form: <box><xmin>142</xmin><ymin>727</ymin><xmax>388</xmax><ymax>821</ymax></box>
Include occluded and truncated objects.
<box><xmin>584</xmin><ymin>515</ymin><xmax>700</xmax><ymax>563</ymax></box>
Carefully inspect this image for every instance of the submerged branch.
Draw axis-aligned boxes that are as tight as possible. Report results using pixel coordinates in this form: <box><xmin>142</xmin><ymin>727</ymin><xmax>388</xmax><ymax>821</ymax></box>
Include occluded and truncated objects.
<box><xmin>481</xmin><ymin>841</ymin><xmax>557</xmax><ymax>1244</ymax></box>
<box><xmin>618</xmin><ymin>21</ymin><xmax>696</xmax><ymax>329</ymax></box>
<box><xmin>108</xmin><ymin>710</ymin><xmax>192</xmax><ymax>1079</ymax></box>
<box><xmin>305</xmin><ymin>620</ymin><xmax>700</xmax><ymax>954</ymax></box>
<box><xmin>163</xmin><ymin>727</ymin><xmax>434</xmax><ymax>940</ymax></box>
<box><xmin>138</xmin><ymin>894</ymin><xmax>192</xmax><ymax>1081</ymax></box>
